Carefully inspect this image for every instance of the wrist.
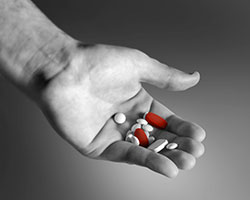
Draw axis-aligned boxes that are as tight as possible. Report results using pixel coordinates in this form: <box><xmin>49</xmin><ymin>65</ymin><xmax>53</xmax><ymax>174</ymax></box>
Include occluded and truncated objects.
<box><xmin>26</xmin><ymin>34</ymin><xmax>77</xmax><ymax>100</ymax></box>
<box><xmin>0</xmin><ymin>0</ymin><xmax>77</xmax><ymax>100</ymax></box>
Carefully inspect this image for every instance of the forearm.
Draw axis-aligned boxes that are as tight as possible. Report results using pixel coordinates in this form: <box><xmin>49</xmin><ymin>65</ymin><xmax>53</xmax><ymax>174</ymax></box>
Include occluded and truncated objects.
<box><xmin>0</xmin><ymin>0</ymin><xmax>76</xmax><ymax>98</ymax></box>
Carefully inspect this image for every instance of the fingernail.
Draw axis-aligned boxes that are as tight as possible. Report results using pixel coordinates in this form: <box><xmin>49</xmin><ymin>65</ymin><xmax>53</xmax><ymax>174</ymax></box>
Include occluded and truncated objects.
<box><xmin>189</xmin><ymin>71</ymin><xmax>199</xmax><ymax>76</ymax></box>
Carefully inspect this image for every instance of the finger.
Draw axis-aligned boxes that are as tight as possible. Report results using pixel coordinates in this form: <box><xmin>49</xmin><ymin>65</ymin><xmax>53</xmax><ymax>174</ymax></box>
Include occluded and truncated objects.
<box><xmin>161</xmin><ymin>149</ymin><xmax>196</xmax><ymax>170</ymax></box>
<box><xmin>150</xmin><ymin>100</ymin><xmax>206</xmax><ymax>142</ymax></box>
<box><xmin>101</xmin><ymin>140</ymin><xmax>179</xmax><ymax>178</ymax></box>
<box><xmin>154</xmin><ymin>130</ymin><xmax>205</xmax><ymax>158</ymax></box>
<box><xmin>137</xmin><ymin>55</ymin><xmax>200</xmax><ymax>91</ymax></box>
<box><xmin>167</xmin><ymin>115</ymin><xmax>206</xmax><ymax>142</ymax></box>
<box><xmin>173</xmin><ymin>137</ymin><xmax>205</xmax><ymax>158</ymax></box>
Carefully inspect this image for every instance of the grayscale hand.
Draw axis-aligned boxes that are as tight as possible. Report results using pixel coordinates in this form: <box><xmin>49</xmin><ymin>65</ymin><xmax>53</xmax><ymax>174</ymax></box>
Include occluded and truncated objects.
<box><xmin>0</xmin><ymin>0</ymin><xmax>206</xmax><ymax>178</ymax></box>
<box><xmin>38</xmin><ymin>44</ymin><xmax>206</xmax><ymax>177</ymax></box>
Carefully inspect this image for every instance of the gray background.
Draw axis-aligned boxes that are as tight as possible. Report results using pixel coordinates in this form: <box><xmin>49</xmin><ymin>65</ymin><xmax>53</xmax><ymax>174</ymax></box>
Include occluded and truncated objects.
<box><xmin>1</xmin><ymin>0</ymin><xmax>250</xmax><ymax>199</ymax></box>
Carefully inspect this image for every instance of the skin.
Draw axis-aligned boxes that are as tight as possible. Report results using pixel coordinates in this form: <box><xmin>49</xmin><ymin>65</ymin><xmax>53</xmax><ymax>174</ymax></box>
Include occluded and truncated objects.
<box><xmin>0</xmin><ymin>0</ymin><xmax>206</xmax><ymax>178</ymax></box>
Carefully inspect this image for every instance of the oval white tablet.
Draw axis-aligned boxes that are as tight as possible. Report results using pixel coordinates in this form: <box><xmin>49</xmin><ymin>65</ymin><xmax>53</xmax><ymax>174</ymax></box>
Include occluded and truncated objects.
<box><xmin>136</xmin><ymin>118</ymin><xmax>148</xmax><ymax>125</ymax></box>
<box><xmin>144</xmin><ymin>130</ymin><xmax>150</xmax><ymax>138</ymax></box>
<box><xmin>142</xmin><ymin>124</ymin><xmax>153</xmax><ymax>132</ymax></box>
<box><xmin>125</xmin><ymin>134</ymin><xmax>133</xmax><ymax>142</ymax></box>
<box><xmin>166</xmin><ymin>142</ymin><xmax>178</xmax><ymax>150</ymax></box>
<box><xmin>131</xmin><ymin>123</ymin><xmax>141</xmax><ymax>132</ymax></box>
<box><xmin>147</xmin><ymin>139</ymin><xmax>168</xmax><ymax>153</ymax></box>
<box><xmin>130</xmin><ymin>135</ymin><xmax>140</xmax><ymax>145</ymax></box>
<box><xmin>126</xmin><ymin>130</ymin><xmax>134</xmax><ymax>137</ymax></box>
<box><xmin>114</xmin><ymin>112</ymin><xmax>126</xmax><ymax>124</ymax></box>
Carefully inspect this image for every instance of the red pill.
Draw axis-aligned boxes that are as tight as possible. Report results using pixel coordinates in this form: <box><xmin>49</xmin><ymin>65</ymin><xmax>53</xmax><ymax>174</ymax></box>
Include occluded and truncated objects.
<box><xmin>145</xmin><ymin>112</ymin><xmax>168</xmax><ymax>129</ymax></box>
<box><xmin>134</xmin><ymin>128</ymin><xmax>149</xmax><ymax>147</ymax></box>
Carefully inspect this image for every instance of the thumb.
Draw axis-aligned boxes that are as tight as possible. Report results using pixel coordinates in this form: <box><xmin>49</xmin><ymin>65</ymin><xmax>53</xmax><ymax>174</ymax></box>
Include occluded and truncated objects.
<box><xmin>138</xmin><ymin>57</ymin><xmax>200</xmax><ymax>91</ymax></box>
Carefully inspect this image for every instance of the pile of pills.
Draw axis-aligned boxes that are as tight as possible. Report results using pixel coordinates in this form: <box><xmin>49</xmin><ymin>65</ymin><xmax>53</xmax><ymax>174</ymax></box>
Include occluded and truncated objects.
<box><xmin>114</xmin><ymin>112</ymin><xmax>178</xmax><ymax>153</ymax></box>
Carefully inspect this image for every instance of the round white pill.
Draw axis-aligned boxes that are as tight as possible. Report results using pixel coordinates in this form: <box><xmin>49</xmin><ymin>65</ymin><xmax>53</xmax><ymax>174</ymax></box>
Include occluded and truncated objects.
<box><xmin>143</xmin><ymin>112</ymin><xmax>149</xmax><ymax>119</ymax></box>
<box><xmin>130</xmin><ymin>135</ymin><xmax>140</xmax><ymax>145</ymax></box>
<box><xmin>114</xmin><ymin>112</ymin><xmax>126</xmax><ymax>124</ymax></box>
<box><xmin>142</xmin><ymin>124</ymin><xmax>153</xmax><ymax>132</ymax></box>
<box><xmin>136</xmin><ymin>118</ymin><xmax>148</xmax><ymax>125</ymax></box>
<box><xmin>125</xmin><ymin>134</ymin><xmax>133</xmax><ymax>142</ymax></box>
<box><xmin>131</xmin><ymin>123</ymin><xmax>141</xmax><ymax>132</ymax></box>
<box><xmin>166</xmin><ymin>142</ymin><xmax>178</xmax><ymax>150</ymax></box>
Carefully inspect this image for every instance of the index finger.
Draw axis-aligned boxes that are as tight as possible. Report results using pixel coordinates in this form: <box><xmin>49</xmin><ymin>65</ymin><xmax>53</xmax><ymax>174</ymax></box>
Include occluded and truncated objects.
<box><xmin>100</xmin><ymin>140</ymin><xmax>179</xmax><ymax>178</ymax></box>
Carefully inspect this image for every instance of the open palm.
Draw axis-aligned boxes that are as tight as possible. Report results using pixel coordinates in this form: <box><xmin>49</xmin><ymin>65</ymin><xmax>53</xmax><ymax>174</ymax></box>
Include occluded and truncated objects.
<box><xmin>38</xmin><ymin>44</ymin><xmax>205</xmax><ymax>178</ymax></box>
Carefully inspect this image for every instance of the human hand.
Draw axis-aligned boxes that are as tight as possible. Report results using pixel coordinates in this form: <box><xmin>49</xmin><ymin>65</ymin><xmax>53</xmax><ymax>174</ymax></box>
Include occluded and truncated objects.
<box><xmin>38</xmin><ymin>43</ymin><xmax>205</xmax><ymax>178</ymax></box>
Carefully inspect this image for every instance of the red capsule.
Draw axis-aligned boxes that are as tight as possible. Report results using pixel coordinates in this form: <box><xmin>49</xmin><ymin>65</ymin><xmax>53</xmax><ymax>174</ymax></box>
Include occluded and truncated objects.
<box><xmin>134</xmin><ymin>128</ymin><xmax>149</xmax><ymax>147</ymax></box>
<box><xmin>145</xmin><ymin>112</ymin><xmax>168</xmax><ymax>129</ymax></box>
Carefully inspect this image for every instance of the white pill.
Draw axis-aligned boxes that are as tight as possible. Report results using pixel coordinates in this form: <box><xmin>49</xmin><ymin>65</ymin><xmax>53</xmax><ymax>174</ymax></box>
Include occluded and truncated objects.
<box><xmin>130</xmin><ymin>135</ymin><xmax>140</xmax><ymax>145</ymax></box>
<box><xmin>125</xmin><ymin>134</ymin><xmax>133</xmax><ymax>142</ymax></box>
<box><xmin>126</xmin><ymin>130</ymin><xmax>134</xmax><ymax>137</ymax></box>
<box><xmin>166</xmin><ymin>142</ymin><xmax>178</xmax><ymax>150</ymax></box>
<box><xmin>144</xmin><ymin>131</ymin><xmax>150</xmax><ymax>138</ymax></box>
<box><xmin>114</xmin><ymin>112</ymin><xmax>126</xmax><ymax>124</ymax></box>
<box><xmin>131</xmin><ymin>123</ymin><xmax>141</xmax><ymax>132</ymax></box>
<box><xmin>143</xmin><ymin>112</ymin><xmax>149</xmax><ymax>119</ymax></box>
<box><xmin>148</xmin><ymin>139</ymin><xmax>168</xmax><ymax>153</ymax></box>
<box><xmin>136</xmin><ymin>118</ymin><xmax>148</xmax><ymax>125</ymax></box>
<box><xmin>148</xmin><ymin>136</ymin><xmax>155</xmax><ymax>144</ymax></box>
<box><xmin>142</xmin><ymin>124</ymin><xmax>153</xmax><ymax>132</ymax></box>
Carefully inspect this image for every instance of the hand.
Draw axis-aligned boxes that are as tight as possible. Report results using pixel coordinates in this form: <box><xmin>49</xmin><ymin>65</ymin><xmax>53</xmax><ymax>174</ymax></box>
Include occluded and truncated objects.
<box><xmin>38</xmin><ymin>43</ymin><xmax>206</xmax><ymax>178</ymax></box>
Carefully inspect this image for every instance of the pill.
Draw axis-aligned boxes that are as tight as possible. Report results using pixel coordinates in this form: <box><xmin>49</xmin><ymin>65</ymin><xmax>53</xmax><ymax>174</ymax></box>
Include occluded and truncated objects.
<box><xmin>148</xmin><ymin>139</ymin><xmax>168</xmax><ymax>153</ymax></box>
<box><xmin>148</xmin><ymin>136</ymin><xmax>155</xmax><ymax>144</ymax></box>
<box><xmin>166</xmin><ymin>142</ymin><xmax>178</xmax><ymax>150</ymax></box>
<box><xmin>131</xmin><ymin>123</ymin><xmax>141</xmax><ymax>132</ymax></box>
<box><xmin>143</xmin><ymin>112</ymin><xmax>149</xmax><ymax>119</ymax></box>
<box><xmin>114</xmin><ymin>112</ymin><xmax>126</xmax><ymax>124</ymax></box>
<box><xmin>136</xmin><ymin>118</ymin><xmax>148</xmax><ymax>125</ymax></box>
<box><xmin>144</xmin><ymin>130</ymin><xmax>150</xmax><ymax>138</ymax></box>
<box><xmin>125</xmin><ymin>134</ymin><xmax>133</xmax><ymax>142</ymax></box>
<box><xmin>134</xmin><ymin>128</ymin><xmax>149</xmax><ymax>147</ymax></box>
<box><xmin>126</xmin><ymin>130</ymin><xmax>134</xmax><ymax>137</ymax></box>
<box><xmin>130</xmin><ymin>135</ymin><xmax>140</xmax><ymax>145</ymax></box>
<box><xmin>142</xmin><ymin>124</ymin><xmax>154</xmax><ymax>132</ymax></box>
<box><xmin>145</xmin><ymin>112</ymin><xmax>168</xmax><ymax>129</ymax></box>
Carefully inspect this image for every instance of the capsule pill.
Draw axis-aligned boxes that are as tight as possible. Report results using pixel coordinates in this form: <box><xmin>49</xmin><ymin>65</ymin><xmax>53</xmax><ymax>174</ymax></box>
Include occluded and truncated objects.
<box><xmin>145</xmin><ymin>112</ymin><xmax>168</xmax><ymax>129</ymax></box>
<box><xmin>148</xmin><ymin>139</ymin><xmax>168</xmax><ymax>153</ymax></box>
<box><xmin>114</xmin><ymin>112</ymin><xmax>126</xmax><ymax>124</ymax></box>
<box><xmin>134</xmin><ymin>128</ymin><xmax>149</xmax><ymax>147</ymax></box>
